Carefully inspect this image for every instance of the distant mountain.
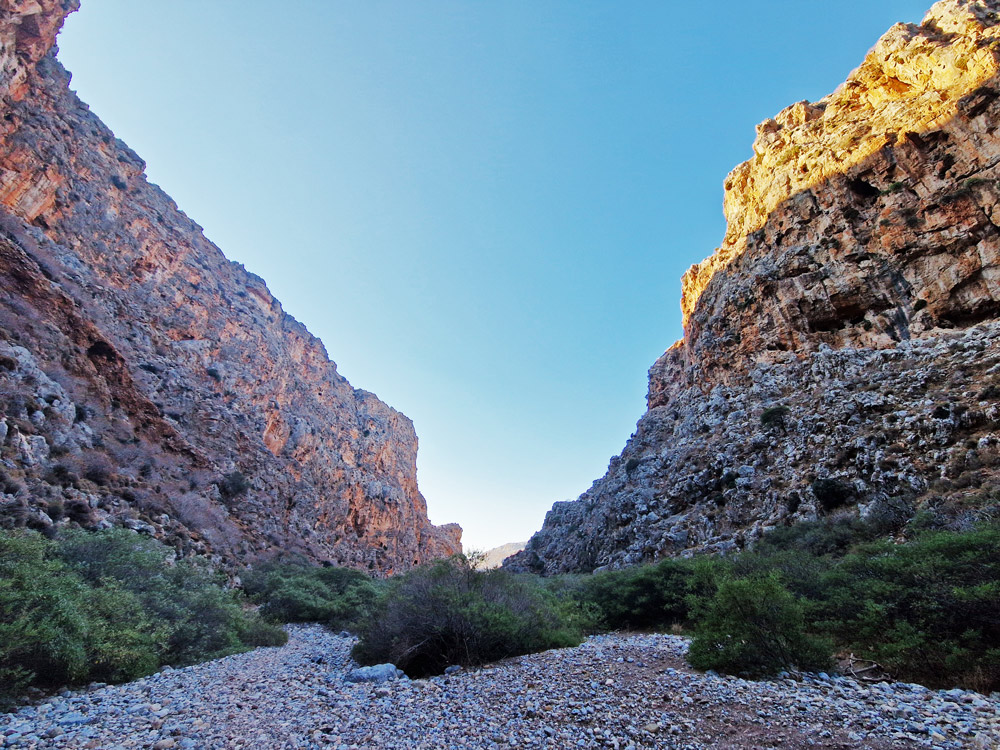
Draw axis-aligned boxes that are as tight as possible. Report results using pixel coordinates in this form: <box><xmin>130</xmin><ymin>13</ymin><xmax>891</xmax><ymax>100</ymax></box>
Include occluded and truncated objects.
<box><xmin>474</xmin><ymin>542</ymin><xmax>527</xmax><ymax>570</ymax></box>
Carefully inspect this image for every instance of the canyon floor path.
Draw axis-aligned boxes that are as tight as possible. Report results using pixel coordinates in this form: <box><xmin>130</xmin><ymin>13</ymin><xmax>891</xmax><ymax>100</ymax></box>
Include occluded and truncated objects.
<box><xmin>1</xmin><ymin>625</ymin><xmax>998</xmax><ymax>749</ymax></box>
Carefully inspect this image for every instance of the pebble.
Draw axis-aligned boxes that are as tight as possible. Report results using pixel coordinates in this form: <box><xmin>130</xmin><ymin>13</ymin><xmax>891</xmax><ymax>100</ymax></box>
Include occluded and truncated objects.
<box><xmin>0</xmin><ymin>626</ymin><xmax>997</xmax><ymax>749</ymax></box>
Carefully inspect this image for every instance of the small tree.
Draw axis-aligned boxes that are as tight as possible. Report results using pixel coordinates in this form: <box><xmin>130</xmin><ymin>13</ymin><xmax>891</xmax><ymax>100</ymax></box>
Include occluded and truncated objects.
<box><xmin>218</xmin><ymin>471</ymin><xmax>249</xmax><ymax>500</ymax></box>
<box><xmin>686</xmin><ymin>574</ymin><xmax>831</xmax><ymax>676</ymax></box>
<box><xmin>352</xmin><ymin>555</ymin><xmax>580</xmax><ymax>676</ymax></box>
<box><xmin>760</xmin><ymin>405</ymin><xmax>790</xmax><ymax>432</ymax></box>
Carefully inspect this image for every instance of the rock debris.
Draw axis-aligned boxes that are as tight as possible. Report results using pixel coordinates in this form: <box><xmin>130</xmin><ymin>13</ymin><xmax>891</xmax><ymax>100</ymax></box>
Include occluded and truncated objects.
<box><xmin>2</xmin><ymin>626</ymin><xmax>997</xmax><ymax>749</ymax></box>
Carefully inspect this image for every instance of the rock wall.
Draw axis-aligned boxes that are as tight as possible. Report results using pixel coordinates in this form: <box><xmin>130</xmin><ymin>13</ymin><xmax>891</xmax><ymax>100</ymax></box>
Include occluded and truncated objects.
<box><xmin>509</xmin><ymin>0</ymin><xmax>1000</xmax><ymax>574</ymax></box>
<box><xmin>0</xmin><ymin>2</ymin><xmax>461</xmax><ymax>572</ymax></box>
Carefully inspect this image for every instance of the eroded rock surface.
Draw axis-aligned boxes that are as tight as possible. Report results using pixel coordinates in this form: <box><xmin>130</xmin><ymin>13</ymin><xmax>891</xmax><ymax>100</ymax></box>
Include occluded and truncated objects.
<box><xmin>0</xmin><ymin>2</ymin><xmax>460</xmax><ymax>572</ymax></box>
<box><xmin>511</xmin><ymin>0</ymin><xmax>1000</xmax><ymax>574</ymax></box>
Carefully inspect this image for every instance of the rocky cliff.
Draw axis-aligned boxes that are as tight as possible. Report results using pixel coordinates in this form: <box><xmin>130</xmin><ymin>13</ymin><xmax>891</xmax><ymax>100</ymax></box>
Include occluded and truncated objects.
<box><xmin>510</xmin><ymin>0</ymin><xmax>1000</xmax><ymax>574</ymax></box>
<box><xmin>0</xmin><ymin>0</ymin><xmax>461</xmax><ymax>572</ymax></box>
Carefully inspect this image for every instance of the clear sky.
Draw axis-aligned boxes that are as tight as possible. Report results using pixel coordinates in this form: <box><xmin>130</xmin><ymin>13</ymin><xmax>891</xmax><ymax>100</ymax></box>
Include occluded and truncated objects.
<box><xmin>57</xmin><ymin>0</ymin><xmax>931</xmax><ymax>551</ymax></box>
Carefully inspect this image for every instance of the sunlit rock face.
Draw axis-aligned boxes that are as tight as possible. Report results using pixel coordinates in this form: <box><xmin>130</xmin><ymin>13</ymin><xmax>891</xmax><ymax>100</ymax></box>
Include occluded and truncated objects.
<box><xmin>509</xmin><ymin>0</ymin><xmax>1000</xmax><ymax>575</ymax></box>
<box><xmin>0</xmin><ymin>2</ymin><xmax>460</xmax><ymax>572</ymax></box>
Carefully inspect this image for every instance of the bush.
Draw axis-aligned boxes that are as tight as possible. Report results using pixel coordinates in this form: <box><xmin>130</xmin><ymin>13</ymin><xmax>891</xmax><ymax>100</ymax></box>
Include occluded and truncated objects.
<box><xmin>753</xmin><ymin>517</ymin><xmax>876</xmax><ymax>559</ymax></box>
<box><xmin>218</xmin><ymin>471</ymin><xmax>249</xmax><ymax>499</ymax></box>
<box><xmin>760</xmin><ymin>405</ymin><xmax>790</xmax><ymax>430</ymax></box>
<box><xmin>814</xmin><ymin>527</ymin><xmax>1000</xmax><ymax>691</ymax></box>
<box><xmin>686</xmin><ymin>574</ymin><xmax>832</xmax><ymax>677</ymax></box>
<box><xmin>83</xmin><ymin>460</ymin><xmax>112</xmax><ymax>486</ymax></box>
<box><xmin>238</xmin><ymin>616</ymin><xmax>291</xmax><ymax>648</ymax></box>
<box><xmin>0</xmin><ymin>530</ymin><xmax>92</xmax><ymax>706</ymax></box>
<box><xmin>352</xmin><ymin>555</ymin><xmax>581</xmax><ymax>677</ymax></box>
<box><xmin>729</xmin><ymin>547</ymin><xmax>831</xmax><ymax>603</ymax></box>
<box><xmin>243</xmin><ymin>562</ymin><xmax>380</xmax><ymax>629</ymax></box>
<box><xmin>58</xmin><ymin>528</ymin><xmax>286</xmax><ymax>665</ymax></box>
<box><xmin>82</xmin><ymin>582</ymin><xmax>161</xmax><ymax>683</ymax></box>
<box><xmin>0</xmin><ymin>531</ymin><xmax>167</xmax><ymax>707</ymax></box>
<box><xmin>0</xmin><ymin>528</ymin><xmax>285</xmax><ymax>708</ymax></box>
<box><xmin>578</xmin><ymin>558</ymin><xmax>693</xmax><ymax>631</ymax></box>
<box><xmin>810</xmin><ymin>478</ymin><xmax>855</xmax><ymax>513</ymax></box>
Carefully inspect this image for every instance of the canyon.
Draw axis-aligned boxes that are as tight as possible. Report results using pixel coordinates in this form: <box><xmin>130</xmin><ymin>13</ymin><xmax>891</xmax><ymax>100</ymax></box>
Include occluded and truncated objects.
<box><xmin>0</xmin><ymin>0</ymin><xmax>460</xmax><ymax>573</ymax></box>
<box><xmin>4</xmin><ymin>0</ymin><xmax>1000</xmax><ymax>582</ymax></box>
<box><xmin>510</xmin><ymin>0</ymin><xmax>1000</xmax><ymax>574</ymax></box>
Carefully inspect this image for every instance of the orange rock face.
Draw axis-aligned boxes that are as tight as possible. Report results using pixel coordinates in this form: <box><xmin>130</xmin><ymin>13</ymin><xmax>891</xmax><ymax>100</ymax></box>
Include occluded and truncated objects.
<box><xmin>510</xmin><ymin>0</ymin><xmax>1000</xmax><ymax>575</ymax></box>
<box><xmin>673</xmin><ymin>0</ymin><xmax>1000</xmax><ymax>392</ymax></box>
<box><xmin>0</xmin><ymin>3</ymin><xmax>460</xmax><ymax>572</ymax></box>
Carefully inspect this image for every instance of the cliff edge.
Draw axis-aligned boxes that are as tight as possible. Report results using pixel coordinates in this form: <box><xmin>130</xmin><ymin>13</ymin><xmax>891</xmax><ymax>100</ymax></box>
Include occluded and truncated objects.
<box><xmin>0</xmin><ymin>1</ymin><xmax>461</xmax><ymax>572</ymax></box>
<box><xmin>510</xmin><ymin>0</ymin><xmax>1000</xmax><ymax>574</ymax></box>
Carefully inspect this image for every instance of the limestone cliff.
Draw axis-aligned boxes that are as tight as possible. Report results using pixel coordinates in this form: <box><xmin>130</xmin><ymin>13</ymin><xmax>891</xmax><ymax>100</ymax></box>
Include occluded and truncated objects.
<box><xmin>0</xmin><ymin>1</ymin><xmax>461</xmax><ymax>572</ymax></box>
<box><xmin>510</xmin><ymin>0</ymin><xmax>1000</xmax><ymax>574</ymax></box>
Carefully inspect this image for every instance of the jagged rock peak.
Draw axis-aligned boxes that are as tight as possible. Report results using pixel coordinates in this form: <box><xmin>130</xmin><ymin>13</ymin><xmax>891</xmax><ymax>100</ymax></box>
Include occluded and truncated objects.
<box><xmin>0</xmin><ymin>1</ymin><xmax>461</xmax><ymax>572</ymax></box>
<box><xmin>509</xmin><ymin>0</ymin><xmax>1000</xmax><ymax>575</ymax></box>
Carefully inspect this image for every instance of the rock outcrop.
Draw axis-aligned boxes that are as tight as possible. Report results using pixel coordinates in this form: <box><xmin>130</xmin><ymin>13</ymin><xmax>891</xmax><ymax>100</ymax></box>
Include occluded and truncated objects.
<box><xmin>0</xmin><ymin>1</ymin><xmax>460</xmax><ymax>572</ymax></box>
<box><xmin>510</xmin><ymin>0</ymin><xmax>1000</xmax><ymax>574</ymax></box>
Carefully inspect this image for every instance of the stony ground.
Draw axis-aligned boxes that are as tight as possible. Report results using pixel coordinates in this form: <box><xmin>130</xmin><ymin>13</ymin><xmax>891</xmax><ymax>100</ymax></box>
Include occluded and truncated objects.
<box><xmin>1</xmin><ymin>626</ymin><xmax>998</xmax><ymax>750</ymax></box>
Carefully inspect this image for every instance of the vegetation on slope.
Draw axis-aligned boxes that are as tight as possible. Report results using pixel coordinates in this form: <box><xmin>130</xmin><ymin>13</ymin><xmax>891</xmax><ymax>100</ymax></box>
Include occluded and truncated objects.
<box><xmin>0</xmin><ymin>528</ymin><xmax>285</xmax><ymax>708</ymax></box>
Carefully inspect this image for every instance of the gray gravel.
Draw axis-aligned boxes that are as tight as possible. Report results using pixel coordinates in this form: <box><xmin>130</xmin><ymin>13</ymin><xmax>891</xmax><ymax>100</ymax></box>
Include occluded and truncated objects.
<box><xmin>1</xmin><ymin>625</ymin><xmax>998</xmax><ymax>749</ymax></box>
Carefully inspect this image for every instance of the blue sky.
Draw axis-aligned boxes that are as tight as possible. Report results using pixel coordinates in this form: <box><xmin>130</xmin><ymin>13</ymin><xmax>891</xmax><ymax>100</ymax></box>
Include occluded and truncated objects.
<box><xmin>58</xmin><ymin>1</ymin><xmax>930</xmax><ymax>550</ymax></box>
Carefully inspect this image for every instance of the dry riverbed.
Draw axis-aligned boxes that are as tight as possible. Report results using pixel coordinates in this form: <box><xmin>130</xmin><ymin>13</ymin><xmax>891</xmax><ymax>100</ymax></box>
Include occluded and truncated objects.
<box><xmin>1</xmin><ymin>625</ymin><xmax>998</xmax><ymax>749</ymax></box>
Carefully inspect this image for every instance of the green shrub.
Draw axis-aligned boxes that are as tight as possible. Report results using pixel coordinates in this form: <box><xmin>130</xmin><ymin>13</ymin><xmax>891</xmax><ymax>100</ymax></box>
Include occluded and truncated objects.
<box><xmin>537</xmin><ymin>575</ymin><xmax>602</xmax><ymax>634</ymax></box>
<box><xmin>814</xmin><ymin>527</ymin><xmax>1000</xmax><ymax>691</ymax></box>
<box><xmin>82</xmin><ymin>582</ymin><xmax>161</xmax><ymax>683</ymax></box>
<box><xmin>686</xmin><ymin>574</ymin><xmax>832</xmax><ymax>676</ymax></box>
<box><xmin>0</xmin><ymin>528</ymin><xmax>285</xmax><ymax>707</ymax></box>
<box><xmin>730</xmin><ymin>547</ymin><xmax>831</xmax><ymax>603</ymax></box>
<box><xmin>237</xmin><ymin>616</ymin><xmax>290</xmax><ymax>648</ymax></box>
<box><xmin>753</xmin><ymin>517</ymin><xmax>876</xmax><ymax>558</ymax></box>
<box><xmin>531</xmin><ymin>521</ymin><xmax>1000</xmax><ymax>692</ymax></box>
<box><xmin>352</xmin><ymin>555</ymin><xmax>581</xmax><ymax>677</ymax></box>
<box><xmin>243</xmin><ymin>562</ymin><xmax>380</xmax><ymax>629</ymax></box>
<box><xmin>578</xmin><ymin>558</ymin><xmax>693</xmax><ymax>631</ymax></box>
<box><xmin>879</xmin><ymin>181</ymin><xmax>906</xmax><ymax>195</ymax></box>
<box><xmin>56</xmin><ymin>527</ymin><xmax>274</xmax><ymax>665</ymax></box>
<box><xmin>0</xmin><ymin>530</ymin><xmax>91</xmax><ymax>705</ymax></box>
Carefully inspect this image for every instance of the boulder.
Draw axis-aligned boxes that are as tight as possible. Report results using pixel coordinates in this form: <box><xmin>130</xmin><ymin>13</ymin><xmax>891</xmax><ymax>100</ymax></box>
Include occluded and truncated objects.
<box><xmin>344</xmin><ymin>663</ymin><xmax>405</xmax><ymax>683</ymax></box>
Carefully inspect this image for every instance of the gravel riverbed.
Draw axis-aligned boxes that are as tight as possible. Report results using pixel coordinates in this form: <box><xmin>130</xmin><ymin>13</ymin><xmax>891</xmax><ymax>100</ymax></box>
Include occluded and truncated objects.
<box><xmin>1</xmin><ymin>625</ymin><xmax>998</xmax><ymax>749</ymax></box>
